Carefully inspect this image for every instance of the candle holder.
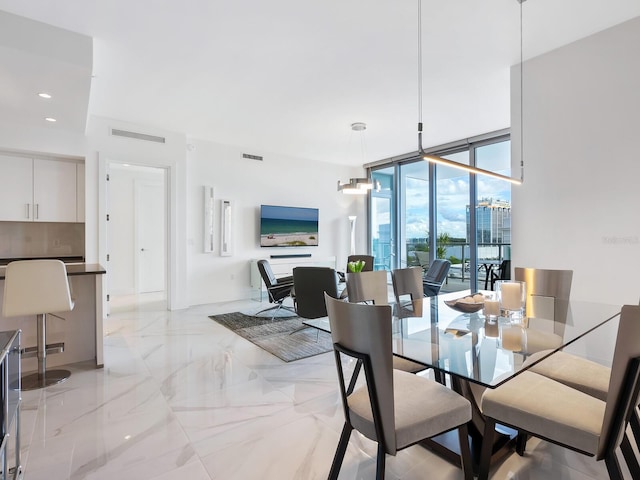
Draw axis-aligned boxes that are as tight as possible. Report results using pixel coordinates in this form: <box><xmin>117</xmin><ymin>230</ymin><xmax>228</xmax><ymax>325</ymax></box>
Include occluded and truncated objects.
<box><xmin>484</xmin><ymin>318</ymin><xmax>499</xmax><ymax>338</ymax></box>
<box><xmin>483</xmin><ymin>294</ymin><xmax>500</xmax><ymax>322</ymax></box>
<box><xmin>495</xmin><ymin>280</ymin><xmax>526</xmax><ymax>322</ymax></box>
<box><xmin>499</xmin><ymin>323</ymin><xmax>527</xmax><ymax>352</ymax></box>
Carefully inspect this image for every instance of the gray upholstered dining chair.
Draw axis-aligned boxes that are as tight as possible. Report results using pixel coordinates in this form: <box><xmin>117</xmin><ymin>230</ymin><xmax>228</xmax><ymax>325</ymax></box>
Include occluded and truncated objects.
<box><xmin>292</xmin><ymin>266</ymin><xmax>338</xmax><ymax>319</ymax></box>
<box><xmin>516</xmin><ymin>265</ymin><xmax>598</xmax><ymax>399</ymax></box>
<box><xmin>522</xmin><ymin>335</ymin><xmax>640</xmax><ymax>461</ymax></box>
<box><xmin>391</xmin><ymin>266</ymin><xmax>423</xmax><ymax>305</ymax></box>
<box><xmin>422</xmin><ymin>259</ymin><xmax>451</xmax><ymax>297</ymax></box>
<box><xmin>391</xmin><ymin>266</ymin><xmax>444</xmax><ymax>380</ymax></box>
<box><xmin>338</xmin><ymin>255</ymin><xmax>375</xmax><ymax>298</ymax></box>
<box><xmin>324</xmin><ymin>294</ymin><xmax>473</xmax><ymax>480</ymax></box>
<box><xmin>495</xmin><ymin>268</ymin><xmax>574</xmax><ymax>371</ymax></box>
<box><xmin>346</xmin><ymin>270</ymin><xmax>389</xmax><ymax>305</ymax></box>
<box><xmin>506</xmin><ymin>267</ymin><xmax>575</xmax><ymax>450</ymax></box>
<box><xmin>347</xmin><ymin>269</ymin><xmax>426</xmax><ymax>374</ymax></box>
<box><xmin>516</xmin><ymin>267</ymin><xmax>573</xmax><ymax>334</ymax></box>
<box><xmin>289</xmin><ymin>266</ymin><xmax>339</xmax><ymax>337</ymax></box>
<box><xmin>478</xmin><ymin>305</ymin><xmax>640</xmax><ymax>480</ymax></box>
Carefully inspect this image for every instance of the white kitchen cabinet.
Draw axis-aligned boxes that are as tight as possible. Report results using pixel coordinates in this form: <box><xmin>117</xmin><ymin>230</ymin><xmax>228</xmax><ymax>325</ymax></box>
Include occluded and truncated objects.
<box><xmin>0</xmin><ymin>154</ymin><xmax>33</xmax><ymax>221</ymax></box>
<box><xmin>33</xmin><ymin>159</ymin><xmax>77</xmax><ymax>222</ymax></box>
<box><xmin>0</xmin><ymin>154</ymin><xmax>79</xmax><ymax>222</ymax></box>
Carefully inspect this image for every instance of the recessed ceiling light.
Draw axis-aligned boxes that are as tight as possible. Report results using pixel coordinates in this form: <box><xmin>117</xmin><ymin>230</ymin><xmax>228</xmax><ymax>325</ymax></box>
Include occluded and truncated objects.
<box><xmin>38</xmin><ymin>92</ymin><xmax>52</xmax><ymax>99</ymax></box>
<box><xmin>45</xmin><ymin>117</ymin><xmax>57</xmax><ymax>122</ymax></box>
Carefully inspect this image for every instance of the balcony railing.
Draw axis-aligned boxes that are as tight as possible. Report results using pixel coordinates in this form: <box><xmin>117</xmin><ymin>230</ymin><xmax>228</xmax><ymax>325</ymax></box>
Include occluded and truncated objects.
<box><xmin>405</xmin><ymin>242</ymin><xmax>511</xmax><ymax>285</ymax></box>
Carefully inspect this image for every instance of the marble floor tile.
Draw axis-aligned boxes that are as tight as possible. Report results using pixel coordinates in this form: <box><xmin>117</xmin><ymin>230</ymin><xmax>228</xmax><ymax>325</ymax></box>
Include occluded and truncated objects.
<box><xmin>14</xmin><ymin>294</ymin><xmax>622</xmax><ymax>479</ymax></box>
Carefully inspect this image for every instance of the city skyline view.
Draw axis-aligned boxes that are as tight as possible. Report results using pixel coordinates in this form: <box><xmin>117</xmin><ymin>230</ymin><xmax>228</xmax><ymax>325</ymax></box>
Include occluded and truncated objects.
<box><xmin>376</xmin><ymin>140</ymin><xmax>512</xmax><ymax>242</ymax></box>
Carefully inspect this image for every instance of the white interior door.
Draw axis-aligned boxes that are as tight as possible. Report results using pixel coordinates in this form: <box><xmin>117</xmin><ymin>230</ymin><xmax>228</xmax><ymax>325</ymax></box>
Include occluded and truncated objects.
<box><xmin>136</xmin><ymin>181</ymin><xmax>165</xmax><ymax>293</ymax></box>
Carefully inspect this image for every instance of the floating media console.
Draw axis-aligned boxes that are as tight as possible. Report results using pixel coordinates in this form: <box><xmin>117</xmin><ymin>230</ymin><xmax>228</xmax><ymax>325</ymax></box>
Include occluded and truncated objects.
<box><xmin>270</xmin><ymin>253</ymin><xmax>312</xmax><ymax>259</ymax></box>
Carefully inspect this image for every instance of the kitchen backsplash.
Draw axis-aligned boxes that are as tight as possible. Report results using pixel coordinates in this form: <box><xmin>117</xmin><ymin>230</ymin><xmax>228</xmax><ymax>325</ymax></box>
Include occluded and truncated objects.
<box><xmin>0</xmin><ymin>222</ymin><xmax>85</xmax><ymax>260</ymax></box>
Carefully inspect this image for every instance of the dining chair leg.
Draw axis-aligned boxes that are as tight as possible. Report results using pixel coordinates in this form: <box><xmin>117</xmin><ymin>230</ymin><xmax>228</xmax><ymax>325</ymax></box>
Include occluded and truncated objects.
<box><xmin>630</xmin><ymin>408</ymin><xmax>640</xmax><ymax>447</ymax></box>
<box><xmin>457</xmin><ymin>423</ymin><xmax>473</xmax><ymax>480</ymax></box>
<box><xmin>328</xmin><ymin>423</ymin><xmax>352</xmax><ymax>480</ymax></box>
<box><xmin>604</xmin><ymin>451</ymin><xmax>625</xmax><ymax>480</ymax></box>
<box><xmin>620</xmin><ymin>434</ymin><xmax>640</xmax><ymax>479</ymax></box>
<box><xmin>478</xmin><ymin>418</ymin><xmax>496</xmax><ymax>480</ymax></box>
<box><xmin>515</xmin><ymin>432</ymin><xmax>528</xmax><ymax>456</ymax></box>
<box><xmin>375</xmin><ymin>442</ymin><xmax>386</xmax><ymax>480</ymax></box>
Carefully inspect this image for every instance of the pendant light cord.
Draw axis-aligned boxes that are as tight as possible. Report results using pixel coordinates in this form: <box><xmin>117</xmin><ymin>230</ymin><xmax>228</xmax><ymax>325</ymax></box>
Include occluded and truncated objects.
<box><xmin>519</xmin><ymin>0</ymin><xmax>524</xmax><ymax>182</ymax></box>
<box><xmin>417</xmin><ymin>0</ymin><xmax>424</xmax><ymax>151</ymax></box>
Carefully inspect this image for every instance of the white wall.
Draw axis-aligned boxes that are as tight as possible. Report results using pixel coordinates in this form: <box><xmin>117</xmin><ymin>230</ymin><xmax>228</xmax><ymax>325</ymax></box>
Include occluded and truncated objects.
<box><xmin>185</xmin><ymin>138</ymin><xmax>365</xmax><ymax>305</ymax></box>
<box><xmin>512</xmin><ymin>16</ymin><xmax>640</xmax><ymax>306</ymax></box>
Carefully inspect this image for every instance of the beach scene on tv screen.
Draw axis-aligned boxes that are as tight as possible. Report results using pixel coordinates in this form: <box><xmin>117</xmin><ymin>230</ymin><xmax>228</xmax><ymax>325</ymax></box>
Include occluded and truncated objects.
<box><xmin>261</xmin><ymin>205</ymin><xmax>318</xmax><ymax>247</ymax></box>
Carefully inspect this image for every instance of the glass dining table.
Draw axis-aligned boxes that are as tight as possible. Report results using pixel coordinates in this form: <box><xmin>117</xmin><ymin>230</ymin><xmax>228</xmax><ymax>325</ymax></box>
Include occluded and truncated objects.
<box><xmin>304</xmin><ymin>290</ymin><xmax>621</xmax><ymax>468</ymax></box>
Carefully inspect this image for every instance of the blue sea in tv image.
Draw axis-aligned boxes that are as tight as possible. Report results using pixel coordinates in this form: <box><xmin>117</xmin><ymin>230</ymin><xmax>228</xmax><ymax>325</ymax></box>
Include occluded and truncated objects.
<box><xmin>260</xmin><ymin>219</ymin><xmax>318</xmax><ymax>246</ymax></box>
<box><xmin>261</xmin><ymin>218</ymin><xmax>317</xmax><ymax>235</ymax></box>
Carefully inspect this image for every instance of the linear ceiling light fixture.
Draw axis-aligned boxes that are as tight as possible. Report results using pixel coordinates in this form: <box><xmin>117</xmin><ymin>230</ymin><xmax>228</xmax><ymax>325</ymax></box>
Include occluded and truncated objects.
<box><xmin>338</xmin><ymin>122</ymin><xmax>381</xmax><ymax>194</ymax></box>
<box><xmin>416</xmin><ymin>0</ymin><xmax>524</xmax><ymax>185</ymax></box>
<box><xmin>338</xmin><ymin>177</ymin><xmax>379</xmax><ymax>194</ymax></box>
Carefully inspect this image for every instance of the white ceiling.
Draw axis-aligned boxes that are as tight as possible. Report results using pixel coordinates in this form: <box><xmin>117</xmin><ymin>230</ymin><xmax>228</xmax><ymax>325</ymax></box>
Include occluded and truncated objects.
<box><xmin>0</xmin><ymin>0</ymin><xmax>639</xmax><ymax>166</ymax></box>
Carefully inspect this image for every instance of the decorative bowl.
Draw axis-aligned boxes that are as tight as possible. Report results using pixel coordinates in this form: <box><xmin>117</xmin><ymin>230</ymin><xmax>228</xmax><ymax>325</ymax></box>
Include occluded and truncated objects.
<box><xmin>444</xmin><ymin>295</ymin><xmax>485</xmax><ymax>313</ymax></box>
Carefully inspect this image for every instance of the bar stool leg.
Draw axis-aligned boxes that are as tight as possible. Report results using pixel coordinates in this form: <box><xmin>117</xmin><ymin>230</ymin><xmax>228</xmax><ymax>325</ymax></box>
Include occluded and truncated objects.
<box><xmin>37</xmin><ymin>313</ymin><xmax>46</xmax><ymax>377</ymax></box>
<box><xmin>21</xmin><ymin>313</ymin><xmax>71</xmax><ymax>391</ymax></box>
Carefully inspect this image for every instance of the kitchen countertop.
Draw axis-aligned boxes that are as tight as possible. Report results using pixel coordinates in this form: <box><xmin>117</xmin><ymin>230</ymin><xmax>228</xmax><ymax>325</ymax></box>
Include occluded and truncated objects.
<box><xmin>0</xmin><ymin>263</ymin><xmax>106</xmax><ymax>280</ymax></box>
<box><xmin>0</xmin><ymin>256</ymin><xmax>85</xmax><ymax>266</ymax></box>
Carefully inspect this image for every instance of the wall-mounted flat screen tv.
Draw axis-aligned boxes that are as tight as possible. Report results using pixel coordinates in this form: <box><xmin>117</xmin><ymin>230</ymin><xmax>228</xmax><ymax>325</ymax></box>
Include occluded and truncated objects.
<box><xmin>260</xmin><ymin>205</ymin><xmax>319</xmax><ymax>247</ymax></box>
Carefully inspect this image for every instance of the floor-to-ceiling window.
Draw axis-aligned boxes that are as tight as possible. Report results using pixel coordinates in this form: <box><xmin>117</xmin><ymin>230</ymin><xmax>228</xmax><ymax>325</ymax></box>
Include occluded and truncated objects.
<box><xmin>436</xmin><ymin>150</ymin><xmax>471</xmax><ymax>290</ymax></box>
<box><xmin>475</xmin><ymin>139</ymin><xmax>512</xmax><ymax>258</ymax></box>
<box><xmin>368</xmin><ymin>131</ymin><xmax>511</xmax><ymax>291</ymax></box>
<box><xmin>399</xmin><ymin>161</ymin><xmax>430</xmax><ymax>271</ymax></box>
<box><xmin>371</xmin><ymin>167</ymin><xmax>395</xmax><ymax>271</ymax></box>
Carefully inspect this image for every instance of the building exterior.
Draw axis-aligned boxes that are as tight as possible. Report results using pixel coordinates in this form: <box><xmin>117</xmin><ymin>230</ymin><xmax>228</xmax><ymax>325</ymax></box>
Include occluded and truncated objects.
<box><xmin>467</xmin><ymin>198</ymin><xmax>511</xmax><ymax>245</ymax></box>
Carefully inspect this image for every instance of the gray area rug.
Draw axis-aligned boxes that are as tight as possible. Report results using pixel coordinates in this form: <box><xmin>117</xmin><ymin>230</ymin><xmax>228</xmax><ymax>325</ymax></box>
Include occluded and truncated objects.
<box><xmin>209</xmin><ymin>312</ymin><xmax>332</xmax><ymax>362</ymax></box>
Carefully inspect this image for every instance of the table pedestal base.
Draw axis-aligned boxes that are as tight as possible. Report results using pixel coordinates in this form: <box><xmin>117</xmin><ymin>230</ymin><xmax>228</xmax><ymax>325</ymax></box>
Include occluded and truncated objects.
<box><xmin>418</xmin><ymin>376</ymin><xmax>519</xmax><ymax>473</ymax></box>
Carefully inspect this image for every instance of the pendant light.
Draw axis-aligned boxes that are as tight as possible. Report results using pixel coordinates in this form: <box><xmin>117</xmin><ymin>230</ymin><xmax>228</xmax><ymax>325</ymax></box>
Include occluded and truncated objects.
<box><xmin>337</xmin><ymin>122</ymin><xmax>381</xmax><ymax>194</ymax></box>
<box><xmin>417</xmin><ymin>0</ymin><xmax>524</xmax><ymax>185</ymax></box>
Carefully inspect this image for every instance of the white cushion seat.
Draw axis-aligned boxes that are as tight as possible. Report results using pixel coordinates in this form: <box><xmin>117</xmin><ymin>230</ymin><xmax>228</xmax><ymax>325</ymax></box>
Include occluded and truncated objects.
<box><xmin>523</xmin><ymin>350</ymin><xmax>610</xmax><ymax>400</ymax></box>
<box><xmin>392</xmin><ymin>356</ymin><xmax>428</xmax><ymax>374</ymax></box>
<box><xmin>349</xmin><ymin>369</ymin><xmax>471</xmax><ymax>449</ymax></box>
<box><xmin>482</xmin><ymin>370</ymin><xmax>605</xmax><ymax>455</ymax></box>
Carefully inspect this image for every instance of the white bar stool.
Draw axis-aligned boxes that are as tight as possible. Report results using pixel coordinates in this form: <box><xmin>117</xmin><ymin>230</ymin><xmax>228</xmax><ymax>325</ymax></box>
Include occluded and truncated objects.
<box><xmin>2</xmin><ymin>259</ymin><xmax>75</xmax><ymax>390</ymax></box>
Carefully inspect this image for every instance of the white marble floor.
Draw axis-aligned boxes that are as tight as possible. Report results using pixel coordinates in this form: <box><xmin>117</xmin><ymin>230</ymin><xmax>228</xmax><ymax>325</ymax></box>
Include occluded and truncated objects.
<box><xmin>14</xmin><ymin>294</ymin><xmax>635</xmax><ymax>479</ymax></box>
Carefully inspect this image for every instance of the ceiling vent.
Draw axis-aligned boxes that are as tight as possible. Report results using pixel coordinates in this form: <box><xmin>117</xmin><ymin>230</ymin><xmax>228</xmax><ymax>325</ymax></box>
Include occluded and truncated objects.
<box><xmin>242</xmin><ymin>153</ymin><xmax>263</xmax><ymax>161</ymax></box>
<box><xmin>110</xmin><ymin>128</ymin><xmax>166</xmax><ymax>144</ymax></box>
